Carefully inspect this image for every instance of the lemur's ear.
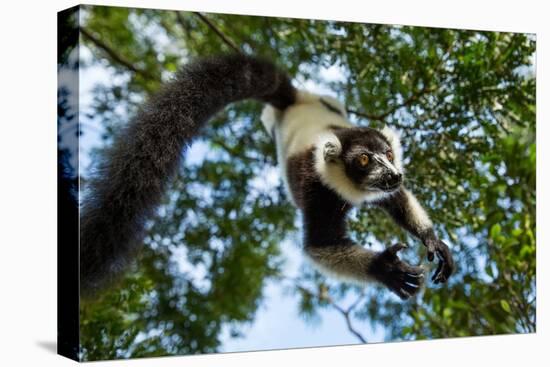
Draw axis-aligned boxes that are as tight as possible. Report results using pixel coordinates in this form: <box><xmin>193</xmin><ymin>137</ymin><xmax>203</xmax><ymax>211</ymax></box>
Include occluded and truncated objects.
<box><xmin>316</xmin><ymin>132</ymin><xmax>342</xmax><ymax>163</ymax></box>
<box><xmin>380</xmin><ymin>125</ymin><xmax>403</xmax><ymax>171</ymax></box>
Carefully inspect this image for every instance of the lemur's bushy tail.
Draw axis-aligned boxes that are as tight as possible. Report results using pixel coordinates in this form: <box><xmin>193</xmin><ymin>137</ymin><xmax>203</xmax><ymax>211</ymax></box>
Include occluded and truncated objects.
<box><xmin>80</xmin><ymin>54</ymin><xmax>296</xmax><ymax>296</ymax></box>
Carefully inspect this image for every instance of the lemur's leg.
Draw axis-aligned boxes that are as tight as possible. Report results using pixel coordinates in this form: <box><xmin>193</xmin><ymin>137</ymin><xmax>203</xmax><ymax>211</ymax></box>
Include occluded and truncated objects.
<box><xmin>304</xmin><ymin>242</ymin><xmax>424</xmax><ymax>300</ymax></box>
<box><xmin>376</xmin><ymin>187</ymin><xmax>454</xmax><ymax>283</ymax></box>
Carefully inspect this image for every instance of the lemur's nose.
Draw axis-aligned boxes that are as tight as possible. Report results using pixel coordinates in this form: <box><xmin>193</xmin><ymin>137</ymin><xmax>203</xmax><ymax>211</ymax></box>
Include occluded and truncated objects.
<box><xmin>384</xmin><ymin>172</ymin><xmax>402</xmax><ymax>186</ymax></box>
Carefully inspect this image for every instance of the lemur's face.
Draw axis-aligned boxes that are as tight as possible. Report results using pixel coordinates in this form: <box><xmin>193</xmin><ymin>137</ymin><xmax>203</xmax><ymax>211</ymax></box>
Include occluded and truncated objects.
<box><xmin>336</xmin><ymin>127</ymin><xmax>403</xmax><ymax>193</ymax></box>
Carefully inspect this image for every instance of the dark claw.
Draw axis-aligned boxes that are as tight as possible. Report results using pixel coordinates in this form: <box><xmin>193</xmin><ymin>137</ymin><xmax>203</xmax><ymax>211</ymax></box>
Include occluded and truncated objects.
<box><xmin>398</xmin><ymin>288</ymin><xmax>412</xmax><ymax>299</ymax></box>
<box><xmin>401</xmin><ymin>281</ymin><xmax>419</xmax><ymax>294</ymax></box>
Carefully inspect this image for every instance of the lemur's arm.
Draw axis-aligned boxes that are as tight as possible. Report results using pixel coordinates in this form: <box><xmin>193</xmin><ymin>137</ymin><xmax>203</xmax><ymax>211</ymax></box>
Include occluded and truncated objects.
<box><xmin>305</xmin><ymin>241</ymin><xmax>424</xmax><ymax>300</ymax></box>
<box><xmin>375</xmin><ymin>187</ymin><xmax>454</xmax><ymax>283</ymax></box>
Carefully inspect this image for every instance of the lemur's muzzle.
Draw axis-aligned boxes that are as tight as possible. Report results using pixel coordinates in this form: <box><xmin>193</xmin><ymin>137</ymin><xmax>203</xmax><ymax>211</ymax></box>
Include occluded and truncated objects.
<box><xmin>378</xmin><ymin>172</ymin><xmax>402</xmax><ymax>192</ymax></box>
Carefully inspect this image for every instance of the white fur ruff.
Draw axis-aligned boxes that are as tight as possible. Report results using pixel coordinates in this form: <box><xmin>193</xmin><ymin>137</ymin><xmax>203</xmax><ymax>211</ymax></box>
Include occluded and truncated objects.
<box><xmin>380</xmin><ymin>125</ymin><xmax>404</xmax><ymax>171</ymax></box>
<box><xmin>313</xmin><ymin>134</ymin><xmax>391</xmax><ymax>205</ymax></box>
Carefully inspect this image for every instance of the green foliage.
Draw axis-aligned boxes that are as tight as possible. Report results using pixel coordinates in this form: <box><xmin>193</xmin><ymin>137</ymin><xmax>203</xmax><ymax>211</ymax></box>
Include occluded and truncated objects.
<box><xmin>78</xmin><ymin>5</ymin><xmax>535</xmax><ymax>360</ymax></box>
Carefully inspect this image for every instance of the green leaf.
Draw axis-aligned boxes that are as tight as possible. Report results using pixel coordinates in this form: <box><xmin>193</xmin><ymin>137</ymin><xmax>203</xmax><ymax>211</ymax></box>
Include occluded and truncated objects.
<box><xmin>490</xmin><ymin>224</ymin><xmax>502</xmax><ymax>239</ymax></box>
<box><xmin>500</xmin><ymin>300</ymin><xmax>512</xmax><ymax>313</ymax></box>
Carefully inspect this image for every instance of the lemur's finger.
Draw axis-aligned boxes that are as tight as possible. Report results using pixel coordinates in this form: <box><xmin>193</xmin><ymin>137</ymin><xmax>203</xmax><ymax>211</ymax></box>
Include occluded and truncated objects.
<box><xmin>431</xmin><ymin>260</ymin><xmax>443</xmax><ymax>282</ymax></box>
<box><xmin>438</xmin><ymin>260</ymin><xmax>453</xmax><ymax>283</ymax></box>
<box><xmin>436</xmin><ymin>261</ymin><xmax>451</xmax><ymax>283</ymax></box>
<box><xmin>397</xmin><ymin>287</ymin><xmax>412</xmax><ymax>300</ymax></box>
<box><xmin>387</xmin><ymin>243</ymin><xmax>407</xmax><ymax>256</ymax></box>
<box><xmin>404</xmin><ymin>272</ymin><xmax>423</xmax><ymax>285</ymax></box>
<box><xmin>434</xmin><ymin>268</ymin><xmax>448</xmax><ymax>284</ymax></box>
<box><xmin>407</xmin><ymin>264</ymin><xmax>424</xmax><ymax>275</ymax></box>
<box><xmin>401</xmin><ymin>281</ymin><xmax>420</xmax><ymax>296</ymax></box>
<box><xmin>403</xmin><ymin>278</ymin><xmax>422</xmax><ymax>292</ymax></box>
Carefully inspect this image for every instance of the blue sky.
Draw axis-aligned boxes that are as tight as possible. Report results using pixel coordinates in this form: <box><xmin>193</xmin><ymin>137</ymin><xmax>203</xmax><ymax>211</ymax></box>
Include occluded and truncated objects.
<box><xmin>219</xmin><ymin>239</ymin><xmax>385</xmax><ymax>352</ymax></box>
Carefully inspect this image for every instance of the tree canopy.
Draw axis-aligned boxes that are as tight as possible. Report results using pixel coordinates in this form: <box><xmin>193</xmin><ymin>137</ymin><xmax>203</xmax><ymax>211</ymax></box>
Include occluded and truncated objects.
<box><xmin>72</xmin><ymin>5</ymin><xmax>535</xmax><ymax>361</ymax></box>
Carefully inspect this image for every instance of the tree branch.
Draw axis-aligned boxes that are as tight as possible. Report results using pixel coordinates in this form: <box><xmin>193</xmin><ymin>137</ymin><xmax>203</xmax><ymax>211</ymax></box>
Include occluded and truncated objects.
<box><xmin>193</xmin><ymin>12</ymin><xmax>242</xmax><ymax>54</ymax></box>
<box><xmin>329</xmin><ymin>293</ymin><xmax>368</xmax><ymax>343</ymax></box>
<box><xmin>347</xmin><ymin>86</ymin><xmax>435</xmax><ymax>122</ymax></box>
<box><xmin>347</xmin><ymin>42</ymin><xmax>453</xmax><ymax>123</ymax></box>
<box><xmin>295</xmin><ymin>284</ymin><xmax>368</xmax><ymax>344</ymax></box>
<box><xmin>80</xmin><ymin>27</ymin><xmax>155</xmax><ymax>80</ymax></box>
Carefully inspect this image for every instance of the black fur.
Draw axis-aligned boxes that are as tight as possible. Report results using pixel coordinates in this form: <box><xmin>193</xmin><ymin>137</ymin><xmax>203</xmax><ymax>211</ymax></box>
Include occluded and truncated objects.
<box><xmin>287</xmin><ymin>148</ymin><xmax>352</xmax><ymax>244</ymax></box>
<box><xmin>80</xmin><ymin>54</ymin><xmax>296</xmax><ymax>296</ymax></box>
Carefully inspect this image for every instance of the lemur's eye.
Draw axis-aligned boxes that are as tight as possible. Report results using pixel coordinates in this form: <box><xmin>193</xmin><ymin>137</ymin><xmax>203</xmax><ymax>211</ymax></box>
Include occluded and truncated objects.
<box><xmin>358</xmin><ymin>154</ymin><xmax>369</xmax><ymax>167</ymax></box>
<box><xmin>386</xmin><ymin>151</ymin><xmax>394</xmax><ymax>163</ymax></box>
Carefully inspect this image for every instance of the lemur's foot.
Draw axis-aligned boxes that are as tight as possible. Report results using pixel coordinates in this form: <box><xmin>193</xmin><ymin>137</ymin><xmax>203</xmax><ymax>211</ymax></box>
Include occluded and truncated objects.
<box><xmin>323</xmin><ymin>141</ymin><xmax>341</xmax><ymax>163</ymax></box>
<box><xmin>371</xmin><ymin>243</ymin><xmax>424</xmax><ymax>300</ymax></box>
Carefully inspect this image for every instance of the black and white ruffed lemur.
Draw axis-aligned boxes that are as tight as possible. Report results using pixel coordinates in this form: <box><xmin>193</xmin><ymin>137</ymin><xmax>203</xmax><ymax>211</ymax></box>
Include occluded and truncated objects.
<box><xmin>81</xmin><ymin>54</ymin><xmax>454</xmax><ymax>299</ymax></box>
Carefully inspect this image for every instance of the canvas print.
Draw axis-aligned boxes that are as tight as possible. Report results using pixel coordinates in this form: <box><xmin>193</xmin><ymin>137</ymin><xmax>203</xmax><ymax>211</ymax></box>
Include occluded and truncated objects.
<box><xmin>57</xmin><ymin>4</ymin><xmax>536</xmax><ymax>362</ymax></box>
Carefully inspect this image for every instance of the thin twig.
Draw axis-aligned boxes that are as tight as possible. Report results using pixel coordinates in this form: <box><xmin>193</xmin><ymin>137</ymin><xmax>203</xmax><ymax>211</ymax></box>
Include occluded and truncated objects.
<box><xmin>193</xmin><ymin>12</ymin><xmax>242</xmax><ymax>54</ymax></box>
<box><xmin>210</xmin><ymin>138</ymin><xmax>262</xmax><ymax>163</ymax></box>
<box><xmin>174</xmin><ymin>10</ymin><xmax>187</xmax><ymax>32</ymax></box>
<box><xmin>328</xmin><ymin>294</ymin><xmax>367</xmax><ymax>343</ymax></box>
<box><xmin>347</xmin><ymin>86</ymin><xmax>435</xmax><ymax>122</ymax></box>
<box><xmin>346</xmin><ymin>290</ymin><xmax>366</xmax><ymax>313</ymax></box>
<box><xmin>80</xmin><ymin>27</ymin><xmax>155</xmax><ymax>80</ymax></box>
<box><xmin>295</xmin><ymin>284</ymin><xmax>368</xmax><ymax>344</ymax></box>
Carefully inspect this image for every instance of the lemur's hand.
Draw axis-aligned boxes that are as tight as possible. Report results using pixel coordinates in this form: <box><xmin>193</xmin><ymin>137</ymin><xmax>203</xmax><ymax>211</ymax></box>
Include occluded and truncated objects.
<box><xmin>371</xmin><ymin>243</ymin><xmax>424</xmax><ymax>300</ymax></box>
<box><xmin>423</xmin><ymin>237</ymin><xmax>454</xmax><ymax>284</ymax></box>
